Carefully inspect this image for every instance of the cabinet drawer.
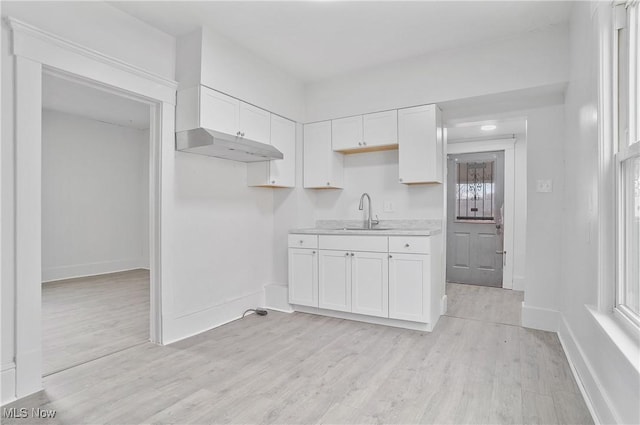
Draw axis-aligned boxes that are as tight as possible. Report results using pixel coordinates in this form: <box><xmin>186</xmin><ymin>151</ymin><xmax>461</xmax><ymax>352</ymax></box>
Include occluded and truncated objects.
<box><xmin>288</xmin><ymin>234</ymin><xmax>318</xmax><ymax>249</ymax></box>
<box><xmin>389</xmin><ymin>236</ymin><xmax>430</xmax><ymax>254</ymax></box>
<box><xmin>319</xmin><ymin>235</ymin><xmax>387</xmax><ymax>252</ymax></box>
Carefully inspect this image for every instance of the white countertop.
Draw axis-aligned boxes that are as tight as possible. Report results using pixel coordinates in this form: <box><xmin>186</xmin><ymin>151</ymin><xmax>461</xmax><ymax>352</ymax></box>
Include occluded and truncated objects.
<box><xmin>289</xmin><ymin>219</ymin><xmax>442</xmax><ymax>236</ymax></box>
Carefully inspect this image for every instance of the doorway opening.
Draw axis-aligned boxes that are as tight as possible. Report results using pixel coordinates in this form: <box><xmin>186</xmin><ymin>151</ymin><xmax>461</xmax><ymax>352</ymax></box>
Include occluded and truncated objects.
<box><xmin>40</xmin><ymin>72</ymin><xmax>153</xmax><ymax>376</ymax></box>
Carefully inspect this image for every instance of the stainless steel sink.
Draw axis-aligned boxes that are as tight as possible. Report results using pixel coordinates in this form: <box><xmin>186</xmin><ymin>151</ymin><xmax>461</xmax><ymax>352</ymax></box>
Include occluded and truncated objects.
<box><xmin>339</xmin><ymin>227</ymin><xmax>391</xmax><ymax>231</ymax></box>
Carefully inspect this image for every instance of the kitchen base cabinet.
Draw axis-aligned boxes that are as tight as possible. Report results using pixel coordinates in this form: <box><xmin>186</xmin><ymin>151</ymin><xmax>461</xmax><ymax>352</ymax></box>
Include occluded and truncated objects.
<box><xmin>318</xmin><ymin>250</ymin><xmax>352</xmax><ymax>312</ymax></box>
<box><xmin>351</xmin><ymin>251</ymin><xmax>389</xmax><ymax>318</ymax></box>
<box><xmin>288</xmin><ymin>248</ymin><xmax>318</xmax><ymax>307</ymax></box>
<box><xmin>389</xmin><ymin>253</ymin><xmax>429</xmax><ymax>322</ymax></box>
<box><xmin>288</xmin><ymin>232</ymin><xmax>443</xmax><ymax>332</ymax></box>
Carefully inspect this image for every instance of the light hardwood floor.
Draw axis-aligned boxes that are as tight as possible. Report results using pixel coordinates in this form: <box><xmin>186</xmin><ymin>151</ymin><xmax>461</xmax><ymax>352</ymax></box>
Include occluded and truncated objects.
<box><xmin>6</xmin><ymin>282</ymin><xmax>592</xmax><ymax>424</ymax></box>
<box><xmin>446</xmin><ymin>282</ymin><xmax>524</xmax><ymax>326</ymax></box>
<box><xmin>42</xmin><ymin>269</ymin><xmax>149</xmax><ymax>375</ymax></box>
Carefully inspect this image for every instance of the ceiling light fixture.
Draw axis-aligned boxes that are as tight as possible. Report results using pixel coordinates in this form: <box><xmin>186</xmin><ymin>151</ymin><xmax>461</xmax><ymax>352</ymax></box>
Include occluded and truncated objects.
<box><xmin>481</xmin><ymin>124</ymin><xmax>497</xmax><ymax>131</ymax></box>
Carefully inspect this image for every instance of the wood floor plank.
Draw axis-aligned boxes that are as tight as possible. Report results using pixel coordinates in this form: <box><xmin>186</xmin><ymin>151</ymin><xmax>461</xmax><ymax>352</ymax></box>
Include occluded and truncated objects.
<box><xmin>3</xmin><ymin>281</ymin><xmax>593</xmax><ymax>425</ymax></box>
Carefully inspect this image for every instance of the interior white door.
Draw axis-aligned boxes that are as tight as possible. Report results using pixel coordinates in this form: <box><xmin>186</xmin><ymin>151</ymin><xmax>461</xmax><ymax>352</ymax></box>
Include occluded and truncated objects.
<box><xmin>288</xmin><ymin>248</ymin><xmax>318</xmax><ymax>307</ymax></box>
<box><xmin>239</xmin><ymin>101</ymin><xmax>270</xmax><ymax>144</ymax></box>
<box><xmin>389</xmin><ymin>253</ymin><xmax>428</xmax><ymax>322</ymax></box>
<box><xmin>351</xmin><ymin>251</ymin><xmax>388</xmax><ymax>317</ymax></box>
<box><xmin>319</xmin><ymin>250</ymin><xmax>352</xmax><ymax>312</ymax></box>
<box><xmin>200</xmin><ymin>88</ymin><xmax>239</xmax><ymax>136</ymax></box>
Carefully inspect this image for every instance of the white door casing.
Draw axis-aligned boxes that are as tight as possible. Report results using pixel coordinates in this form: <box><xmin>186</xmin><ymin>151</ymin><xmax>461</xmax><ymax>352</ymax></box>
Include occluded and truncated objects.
<box><xmin>447</xmin><ymin>139</ymin><xmax>516</xmax><ymax>289</ymax></box>
<box><xmin>6</xmin><ymin>17</ymin><xmax>177</xmax><ymax>401</ymax></box>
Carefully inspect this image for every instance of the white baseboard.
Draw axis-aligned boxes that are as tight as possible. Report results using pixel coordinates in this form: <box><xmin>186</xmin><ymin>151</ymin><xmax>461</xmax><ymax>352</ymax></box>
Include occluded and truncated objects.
<box><xmin>512</xmin><ymin>275</ymin><xmax>525</xmax><ymax>291</ymax></box>
<box><xmin>440</xmin><ymin>294</ymin><xmax>448</xmax><ymax>315</ymax></box>
<box><xmin>521</xmin><ymin>302</ymin><xmax>559</xmax><ymax>332</ymax></box>
<box><xmin>293</xmin><ymin>305</ymin><xmax>433</xmax><ymax>332</ymax></box>
<box><xmin>557</xmin><ymin>315</ymin><xmax>619</xmax><ymax>425</ymax></box>
<box><xmin>42</xmin><ymin>258</ymin><xmax>149</xmax><ymax>282</ymax></box>
<box><xmin>1</xmin><ymin>363</ymin><xmax>16</xmax><ymax>405</ymax></box>
<box><xmin>163</xmin><ymin>290</ymin><xmax>264</xmax><ymax>345</ymax></box>
<box><xmin>264</xmin><ymin>284</ymin><xmax>293</xmax><ymax>313</ymax></box>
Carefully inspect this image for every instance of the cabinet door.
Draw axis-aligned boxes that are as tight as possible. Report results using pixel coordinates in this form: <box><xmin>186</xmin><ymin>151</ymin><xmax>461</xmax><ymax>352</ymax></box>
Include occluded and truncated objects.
<box><xmin>288</xmin><ymin>248</ymin><xmax>318</xmax><ymax>307</ymax></box>
<box><xmin>332</xmin><ymin>115</ymin><xmax>363</xmax><ymax>151</ymax></box>
<box><xmin>239</xmin><ymin>102</ymin><xmax>271</xmax><ymax>144</ymax></box>
<box><xmin>304</xmin><ymin>121</ymin><xmax>343</xmax><ymax>188</ymax></box>
<box><xmin>200</xmin><ymin>87</ymin><xmax>240</xmax><ymax>136</ymax></box>
<box><xmin>398</xmin><ymin>104</ymin><xmax>443</xmax><ymax>184</ymax></box>
<box><xmin>269</xmin><ymin>115</ymin><xmax>296</xmax><ymax>187</ymax></box>
<box><xmin>351</xmin><ymin>251</ymin><xmax>388</xmax><ymax>318</ymax></box>
<box><xmin>363</xmin><ymin>110</ymin><xmax>398</xmax><ymax>148</ymax></box>
<box><xmin>319</xmin><ymin>250</ymin><xmax>351</xmax><ymax>312</ymax></box>
<box><xmin>389</xmin><ymin>253</ymin><xmax>429</xmax><ymax>322</ymax></box>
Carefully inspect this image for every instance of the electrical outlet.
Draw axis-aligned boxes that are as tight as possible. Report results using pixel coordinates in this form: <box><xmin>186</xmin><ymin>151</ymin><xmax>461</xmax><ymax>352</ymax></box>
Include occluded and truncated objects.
<box><xmin>536</xmin><ymin>179</ymin><xmax>553</xmax><ymax>193</ymax></box>
<box><xmin>383</xmin><ymin>201</ymin><xmax>395</xmax><ymax>212</ymax></box>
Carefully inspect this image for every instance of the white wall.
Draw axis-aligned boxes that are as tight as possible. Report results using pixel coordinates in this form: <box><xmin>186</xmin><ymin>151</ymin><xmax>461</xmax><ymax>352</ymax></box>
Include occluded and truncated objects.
<box><xmin>41</xmin><ymin>110</ymin><xmax>149</xmax><ymax>282</ymax></box>
<box><xmin>558</xmin><ymin>3</ymin><xmax>639</xmax><ymax>424</ymax></box>
<box><xmin>1</xmin><ymin>2</ymin><xmax>175</xmax><ymax>404</ymax></box>
<box><xmin>177</xmin><ymin>27</ymin><xmax>306</xmax><ymax>122</ymax></box>
<box><xmin>305</xmin><ymin>24</ymin><xmax>569</xmax><ymax>122</ymax></box>
<box><xmin>162</xmin><ymin>27</ymin><xmax>306</xmax><ymax>343</ymax></box>
<box><xmin>0</xmin><ymin>1</ymin><xmax>176</xmax><ymax>79</ymax></box>
<box><xmin>314</xmin><ymin>150</ymin><xmax>443</xmax><ymax>221</ymax></box>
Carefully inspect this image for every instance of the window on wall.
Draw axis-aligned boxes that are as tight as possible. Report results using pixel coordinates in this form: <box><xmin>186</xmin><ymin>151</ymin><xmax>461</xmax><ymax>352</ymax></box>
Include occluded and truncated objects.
<box><xmin>455</xmin><ymin>160</ymin><xmax>495</xmax><ymax>222</ymax></box>
<box><xmin>617</xmin><ymin>1</ymin><xmax>640</xmax><ymax>326</ymax></box>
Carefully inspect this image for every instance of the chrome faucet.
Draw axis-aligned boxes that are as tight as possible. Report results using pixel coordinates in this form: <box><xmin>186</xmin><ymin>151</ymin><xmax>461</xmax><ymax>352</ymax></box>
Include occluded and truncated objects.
<box><xmin>358</xmin><ymin>193</ymin><xmax>379</xmax><ymax>229</ymax></box>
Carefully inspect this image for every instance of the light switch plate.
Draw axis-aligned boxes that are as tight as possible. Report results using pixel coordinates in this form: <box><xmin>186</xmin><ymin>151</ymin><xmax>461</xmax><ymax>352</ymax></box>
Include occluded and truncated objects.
<box><xmin>383</xmin><ymin>201</ymin><xmax>395</xmax><ymax>212</ymax></box>
<box><xmin>536</xmin><ymin>179</ymin><xmax>553</xmax><ymax>193</ymax></box>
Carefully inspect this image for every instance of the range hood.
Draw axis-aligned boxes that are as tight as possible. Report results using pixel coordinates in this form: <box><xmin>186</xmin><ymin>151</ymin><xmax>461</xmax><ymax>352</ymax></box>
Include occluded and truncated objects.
<box><xmin>176</xmin><ymin>128</ymin><xmax>283</xmax><ymax>162</ymax></box>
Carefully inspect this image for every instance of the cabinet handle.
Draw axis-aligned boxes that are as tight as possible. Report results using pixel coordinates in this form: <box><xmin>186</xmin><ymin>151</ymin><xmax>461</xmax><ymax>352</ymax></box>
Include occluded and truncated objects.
<box><xmin>350</xmin><ymin>253</ymin><xmax>355</xmax><ymax>257</ymax></box>
<box><xmin>299</xmin><ymin>240</ymin><xmax>303</xmax><ymax>244</ymax></box>
<box><xmin>345</xmin><ymin>252</ymin><xmax>349</xmax><ymax>256</ymax></box>
<box><xmin>405</xmin><ymin>243</ymin><xmax>410</xmax><ymax>248</ymax></box>
<box><xmin>363</xmin><ymin>142</ymin><xmax>367</xmax><ymax>146</ymax></box>
<box><xmin>389</xmin><ymin>254</ymin><xmax>393</xmax><ymax>259</ymax></box>
<box><xmin>358</xmin><ymin>142</ymin><xmax>362</xmax><ymax>146</ymax></box>
<box><xmin>236</xmin><ymin>131</ymin><xmax>241</xmax><ymax>136</ymax></box>
<box><xmin>399</xmin><ymin>178</ymin><xmax>403</xmax><ymax>182</ymax></box>
<box><xmin>312</xmin><ymin>251</ymin><xmax>316</xmax><ymax>254</ymax></box>
<box><xmin>272</xmin><ymin>180</ymin><xmax>276</xmax><ymax>184</ymax></box>
<box><xmin>326</xmin><ymin>182</ymin><xmax>330</xmax><ymax>186</ymax></box>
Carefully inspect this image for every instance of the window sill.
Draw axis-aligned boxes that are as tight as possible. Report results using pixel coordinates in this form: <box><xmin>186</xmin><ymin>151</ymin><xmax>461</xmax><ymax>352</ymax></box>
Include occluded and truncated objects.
<box><xmin>586</xmin><ymin>305</ymin><xmax>640</xmax><ymax>373</ymax></box>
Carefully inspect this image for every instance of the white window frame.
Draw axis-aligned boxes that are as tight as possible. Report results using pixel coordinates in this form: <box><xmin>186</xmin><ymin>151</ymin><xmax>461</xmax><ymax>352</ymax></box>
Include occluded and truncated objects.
<box><xmin>614</xmin><ymin>1</ymin><xmax>640</xmax><ymax>329</ymax></box>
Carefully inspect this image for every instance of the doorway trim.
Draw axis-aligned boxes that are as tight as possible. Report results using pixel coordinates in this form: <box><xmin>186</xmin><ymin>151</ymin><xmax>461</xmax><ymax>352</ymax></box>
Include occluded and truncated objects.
<box><xmin>447</xmin><ymin>138</ymin><xmax>516</xmax><ymax>289</ymax></box>
<box><xmin>6</xmin><ymin>17</ymin><xmax>177</xmax><ymax>400</ymax></box>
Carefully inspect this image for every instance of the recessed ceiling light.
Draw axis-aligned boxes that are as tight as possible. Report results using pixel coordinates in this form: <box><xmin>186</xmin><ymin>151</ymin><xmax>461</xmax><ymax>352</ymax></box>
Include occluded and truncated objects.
<box><xmin>481</xmin><ymin>124</ymin><xmax>497</xmax><ymax>131</ymax></box>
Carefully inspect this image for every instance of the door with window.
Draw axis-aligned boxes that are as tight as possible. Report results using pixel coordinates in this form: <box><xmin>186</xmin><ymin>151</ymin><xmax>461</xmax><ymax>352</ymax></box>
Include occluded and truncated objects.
<box><xmin>446</xmin><ymin>151</ymin><xmax>505</xmax><ymax>287</ymax></box>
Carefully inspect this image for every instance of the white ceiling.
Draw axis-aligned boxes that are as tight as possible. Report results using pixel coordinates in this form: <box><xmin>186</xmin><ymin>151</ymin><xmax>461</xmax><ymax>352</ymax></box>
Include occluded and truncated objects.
<box><xmin>42</xmin><ymin>73</ymin><xmax>150</xmax><ymax>130</ymax></box>
<box><xmin>109</xmin><ymin>1</ymin><xmax>573</xmax><ymax>83</ymax></box>
<box><xmin>447</xmin><ymin>117</ymin><xmax>526</xmax><ymax>142</ymax></box>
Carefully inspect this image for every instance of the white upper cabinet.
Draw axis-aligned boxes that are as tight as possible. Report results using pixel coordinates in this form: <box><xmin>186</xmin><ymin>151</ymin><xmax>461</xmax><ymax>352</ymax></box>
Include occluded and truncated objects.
<box><xmin>239</xmin><ymin>101</ymin><xmax>270</xmax><ymax>144</ymax></box>
<box><xmin>331</xmin><ymin>110</ymin><xmax>398</xmax><ymax>152</ymax></box>
<box><xmin>177</xmin><ymin>86</ymin><xmax>272</xmax><ymax>144</ymax></box>
<box><xmin>363</xmin><ymin>110</ymin><xmax>398</xmax><ymax>148</ymax></box>
<box><xmin>332</xmin><ymin>115</ymin><xmax>363</xmax><ymax>151</ymax></box>
<box><xmin>247</xmin><ymin>114</ymin><xmax>296</xmax><ymax>187</ymax></box>
<box><xmin>398</xmin><ymin>104</ymin><xmax>443</xmax><ymax>184</ymax></box>
<box><xmin>199</xmin><ymin>88</ymin><xmax>240</xmax><ymax>135</ymax></box>
<box><xmin>304</xmin><ymin>121</ymin><xmax>344</xmax><ymax>189</ymax></box>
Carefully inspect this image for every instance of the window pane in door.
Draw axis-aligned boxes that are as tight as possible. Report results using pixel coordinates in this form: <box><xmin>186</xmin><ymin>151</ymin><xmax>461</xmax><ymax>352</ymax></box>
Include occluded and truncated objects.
<box><xmin>622</xmin><ymin>155</ymin><xmax>640</xmax><ymax>318</ymax></box>
<box><xmin>455</xmin><ymin>161</ymin><xmax>495</xmax><ymax>221</ymax></box>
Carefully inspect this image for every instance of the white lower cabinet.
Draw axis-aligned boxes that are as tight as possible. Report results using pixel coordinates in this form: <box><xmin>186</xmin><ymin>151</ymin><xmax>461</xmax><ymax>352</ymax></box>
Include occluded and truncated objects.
<box><xmin>318</xmin><ymin>250</ymin><xmax>352</xmax><ymax>312</ymax></box>
<box><xmin>389</xmin><ymin>253</ymin><xmax>429</xmax><ymax>322</ymax></box>
<box><xmin>351</xmin><ymin>251</ymin><xmax>389</xmax><ymax>318</ymax></box>
<box><xmin>288</xmin><ymin>248</ymin><xmax>318</xmax><ymax>307</ymax></box>
<box><xmin>288</xmin><ymin>233</ymin><xmax>440</xmax><ymax>331</ymax></box>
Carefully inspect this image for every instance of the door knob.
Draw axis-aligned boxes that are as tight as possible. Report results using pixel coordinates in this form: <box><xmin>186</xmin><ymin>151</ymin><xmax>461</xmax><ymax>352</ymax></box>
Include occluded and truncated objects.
<box><xmin>405</xmin><ymin>243</ymin><xmax>410</xmax><ymax>248</ymax></box>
